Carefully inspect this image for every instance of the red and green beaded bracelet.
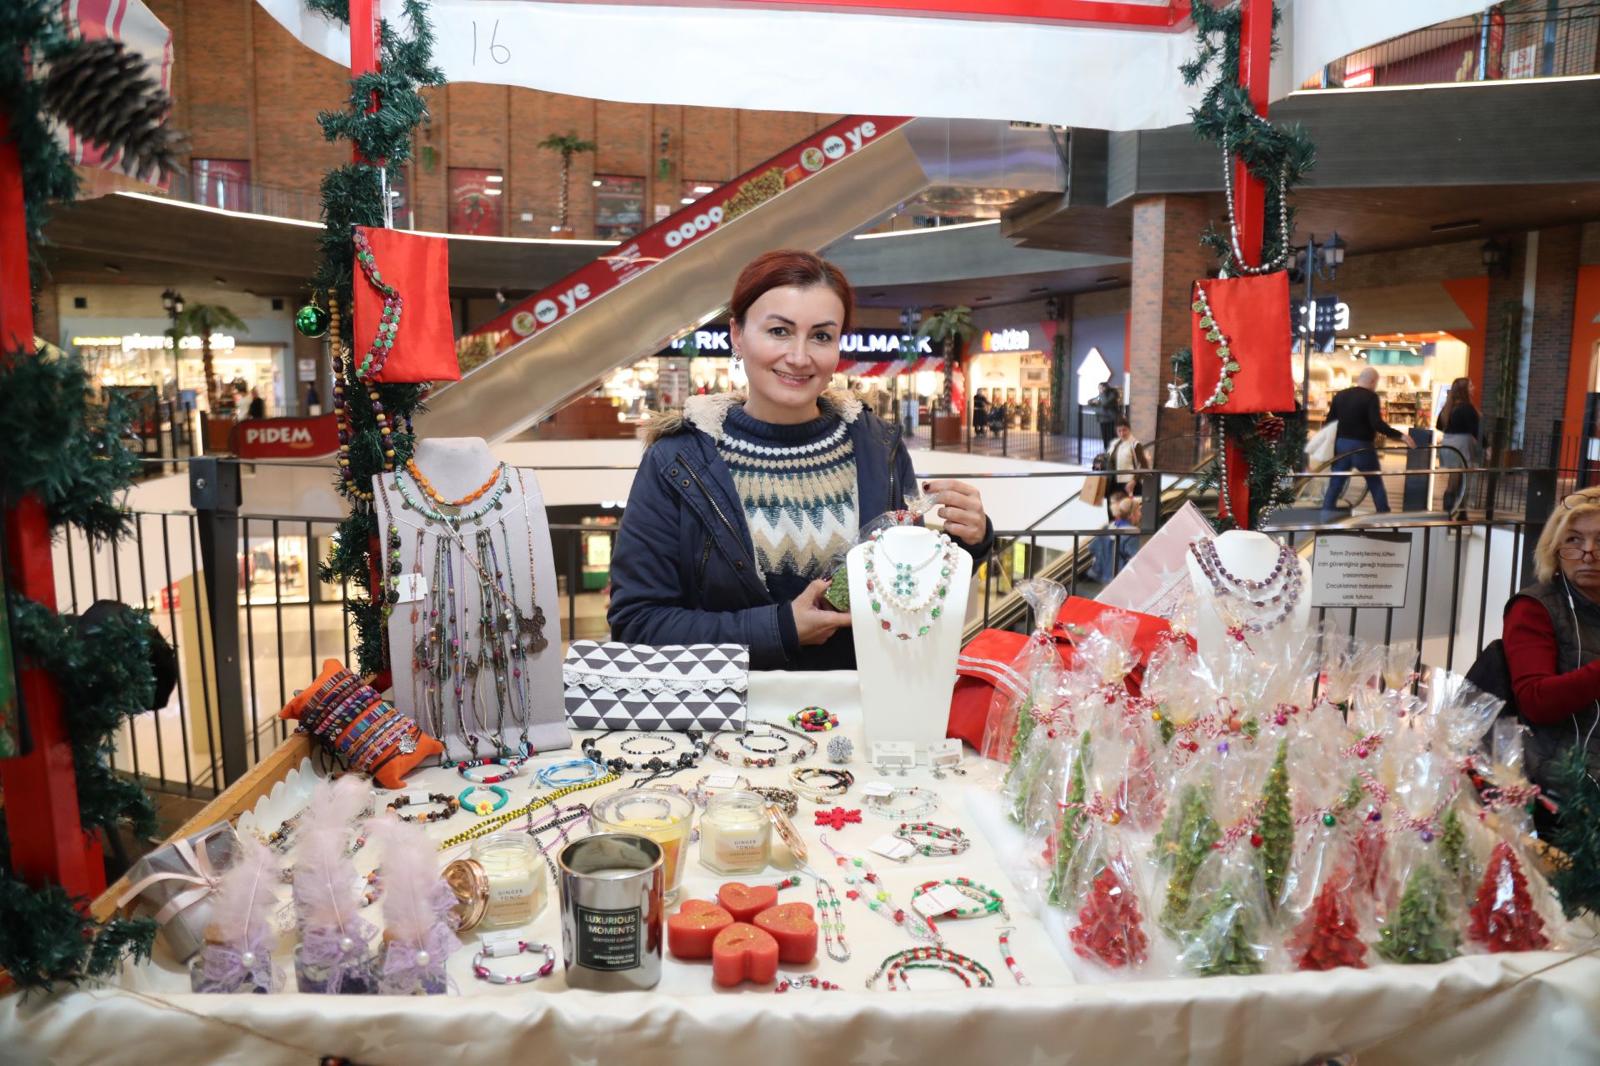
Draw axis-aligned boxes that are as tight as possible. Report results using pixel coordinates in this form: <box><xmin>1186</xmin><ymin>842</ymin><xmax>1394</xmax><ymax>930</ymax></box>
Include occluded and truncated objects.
<box><xmin>789</xmin><ymin>706</ymin><xmax>839</xmax><ymax>732</ymax></box>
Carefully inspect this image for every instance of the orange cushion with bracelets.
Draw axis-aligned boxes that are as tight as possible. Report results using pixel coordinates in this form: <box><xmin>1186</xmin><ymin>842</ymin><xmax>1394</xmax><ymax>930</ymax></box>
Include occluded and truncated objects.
<box><xmin>281</xmin><ymin>658</ymin><xmax>442</xmax><ymax>789</ymax></box>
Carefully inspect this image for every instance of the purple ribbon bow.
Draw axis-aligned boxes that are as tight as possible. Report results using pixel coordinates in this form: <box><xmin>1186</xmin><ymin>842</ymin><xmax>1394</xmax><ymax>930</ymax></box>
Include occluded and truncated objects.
<box><xmin>200</xmin><ymin>929</ymin><xmax>277</xmax><ymax>993</ymax></box>
<box><xmin>301</xmin><ymin>920</ymin><xmax>376</xmax><ymax>993</ymax></box>
<box><xmin>380</xmin><ymin>921</ymin><xmax>457</xmax><ymax>991</ymax></box>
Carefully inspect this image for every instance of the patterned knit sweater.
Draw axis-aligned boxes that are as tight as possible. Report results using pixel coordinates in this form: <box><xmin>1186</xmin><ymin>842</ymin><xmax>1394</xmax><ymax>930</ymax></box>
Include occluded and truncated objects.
<box><xmin>716</xmin><ymin>404</ymin><xmax>859</xmax><ymax>603</ymax></box>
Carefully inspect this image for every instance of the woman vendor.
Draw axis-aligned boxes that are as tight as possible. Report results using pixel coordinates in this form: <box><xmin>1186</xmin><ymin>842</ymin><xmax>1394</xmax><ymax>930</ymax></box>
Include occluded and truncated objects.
<box><xmin>1504</xmin><ymin>486</ymin><xmax>1600</xmax><ymax>811</ymax></box>
<box><xmin>608</xmin><ymin>249</ymin><xmax>994</xmax><ymax>669</ymax></box>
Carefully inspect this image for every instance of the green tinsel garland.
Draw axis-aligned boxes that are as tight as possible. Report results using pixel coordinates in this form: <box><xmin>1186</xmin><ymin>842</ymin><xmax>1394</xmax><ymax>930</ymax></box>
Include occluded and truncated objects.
<box><xmin>1550</xmin><ymin>746</ymin><xmax>1600</xmax><ymax>920</ymax></box>
<box><xmin>1169</xmin><ymin>2</ymin><xmax>1318</xmax><ymax>530</ymax></box>
<box><xmin>0</xmin><ymin>353</ymin><xmax>142</xmax><ymax>541</ymax></box>
<box><xmin>0</xmin><ymin>871</ymin><xmax>156</xmax><ymax>994</ymax></box>
<box><xmin>307</xmin><ymin>0</ymin><xmax>443</xmax><ymax>676</ymax></box>
<box><xmin>0</xmin><ymin>0</ymin><xmax>79</xmax><ymax>281</ymax></box>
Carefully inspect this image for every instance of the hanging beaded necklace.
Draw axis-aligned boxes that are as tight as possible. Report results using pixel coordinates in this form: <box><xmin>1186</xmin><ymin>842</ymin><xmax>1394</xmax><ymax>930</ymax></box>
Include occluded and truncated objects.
<box><xmin>797</xmin><ymin>866</ymin><xmax>851</xmax><ymax>962</ymax></box>
<box><xmin>512</xmin><ymin>470</ymin><xmax>550</xmax><ymax>654</ymax></box>
<box><xmin>406</xmin><ymin>458</ymin><xmax>504</xmax><ymax>509</ymax></box>
<box><xmin>1188</xmin><ymin>537</ymin><xmax>1302</xmax><ymax>633</ymax></box>
<box><xmin>820</xmin><ymin>834</ymin><xmax>940</xmax><ymax>943</ymax></box>
<box><xmin>863</xmin><ymin>529</ymin><xmax>956</xmax><ymax>640</ymax></box>
<box><xmin>391</xmin><ymin>466</ymin><xmax>512</xmax><ymax>530</ymax></box>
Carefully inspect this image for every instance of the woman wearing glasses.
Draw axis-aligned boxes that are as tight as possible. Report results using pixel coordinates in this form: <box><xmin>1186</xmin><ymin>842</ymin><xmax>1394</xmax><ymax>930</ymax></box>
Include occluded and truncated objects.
<box><xmin>1504</xmin><ymin>488</ymin><xmax>1600</xmax><ymax>805</ymax></box>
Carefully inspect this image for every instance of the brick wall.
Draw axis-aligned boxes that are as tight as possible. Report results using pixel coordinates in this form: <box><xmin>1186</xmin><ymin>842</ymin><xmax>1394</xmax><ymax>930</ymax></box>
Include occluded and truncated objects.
<box><xmin>1127</xmin><ymin>195</ymin><xmax>1213</xmax><ymax>452</ymax></box>
<box><xmin>148</xmin><ymin>0</ymin><xmax>836</xmax><ymax>239</ymax></box>
<box><xmin>1524</xmin><ymin>226</ymin><xmax>1581</xmax><ymax>447</ymax></box>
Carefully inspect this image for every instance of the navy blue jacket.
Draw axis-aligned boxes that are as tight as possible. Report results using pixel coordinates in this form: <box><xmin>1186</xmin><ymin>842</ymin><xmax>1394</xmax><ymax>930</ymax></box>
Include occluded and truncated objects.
<box><xmin>607</xmin><ymin>391</ymin><xmax>995</xmax><ymax>670</ymax></box>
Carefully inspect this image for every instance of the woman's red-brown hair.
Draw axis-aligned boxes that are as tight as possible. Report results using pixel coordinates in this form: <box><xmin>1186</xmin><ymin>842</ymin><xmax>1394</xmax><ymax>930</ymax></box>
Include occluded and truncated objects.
<box><xmin>730</xmin><ymin>250</ymin><xmax>854</xmax><ymax>334</ymax></box>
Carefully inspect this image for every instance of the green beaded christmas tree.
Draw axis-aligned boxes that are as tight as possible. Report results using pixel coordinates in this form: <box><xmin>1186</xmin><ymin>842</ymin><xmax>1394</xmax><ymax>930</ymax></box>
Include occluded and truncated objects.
<box><xmin>1438</xmin><ymin>805</ymin><xmax>1477</xmax><ymax>897</ymax></box>
<box><xmin>1158</xmin><ymin>782</ymin><xmax>1221</xmax><ymax>931</ymax></box>
<box><xmin>1375</xmin><ymin>862</ymin><xmax>1461</xmax><ymax>964</ymax></box>
<box><xmin>1047</xmin><ymin>730</ymin><xmax>1092</xmax><ymax>906</ymax></box>
<box><xmin>1004</xmin><ymin>698</ymin><xmax>1038</xmax><ymax>824</ymax></box>
<box><xmin>1256</xmin><ymin>739</ymin><xmax>1293</xmax><ymax>913</ymax></box>
<box><xmin>1186</xmin><ymin>880</ymin><xmax>1263</xmax><ymax>977</ymax></box>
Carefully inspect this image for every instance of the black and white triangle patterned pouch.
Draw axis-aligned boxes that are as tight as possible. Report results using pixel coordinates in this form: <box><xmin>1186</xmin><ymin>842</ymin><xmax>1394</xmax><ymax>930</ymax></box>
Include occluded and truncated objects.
<box><xmin>562</xmin><ymin>641</ymin><xmax>749</xmax><ymax>733</ymax></box>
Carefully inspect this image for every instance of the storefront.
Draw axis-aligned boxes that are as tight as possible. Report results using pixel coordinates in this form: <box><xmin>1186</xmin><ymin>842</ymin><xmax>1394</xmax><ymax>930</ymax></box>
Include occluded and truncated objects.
<box><xmin>964</xmin><ymin>322</ymin><xmax>1055</xmax><ymax>432</ymax></box>
<box><xmin>65</xmin><ymin>326</ymin><xmax>294</xmax><ymax>414</ymax></box>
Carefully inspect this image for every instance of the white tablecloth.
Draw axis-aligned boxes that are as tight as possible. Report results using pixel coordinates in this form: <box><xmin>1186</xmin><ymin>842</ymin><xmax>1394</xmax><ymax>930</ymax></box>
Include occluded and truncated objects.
<box><xmin>5</xmin><ymin>671</ymin><xmax>1600</xmax><ymax>1066</ymax></box>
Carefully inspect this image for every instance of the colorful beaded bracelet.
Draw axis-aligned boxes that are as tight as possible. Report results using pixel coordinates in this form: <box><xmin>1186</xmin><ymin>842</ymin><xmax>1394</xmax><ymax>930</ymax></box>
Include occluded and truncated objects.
<box><xmin>458</xmin><ymin>758</ymin><xmax>524</xmax><ymax>785</ymax></box>
<box><xmin>471</xmin><ymin>939</ymin><xmax>556</xmax><ymax>985</ymax></box>
<box><xmin>868</xmin><ymin>946</ymin><xmax>994</xmax><ymax>991</ymax></box>
<box><xmin>790</xmin><ymin>767</ymin><xmax>854</xmax><ymax>804</ymax></box>
<box><xmin>788</xmin><ymin>706</ymin><xmax>839</xmax><ymax>732</ymax></box>
<box><xmin>862</xmin><ymin>786</ymin><xmax>939</xmax><ymax>821</ymax></box>
<box><xmin>709</xmin><ymin>724</ymin><xmax>816</xmax><ymax>768</ymax></box>
<box><xmin>909</xmin><ymin>877</ymin><xmax>1004</xmax><ymax>919</ymax></box>
<box><xmin>774</xmin><ymin>973</ymin><xmax>842</xmax><ymax>992</ymax></box>
<box><xmin>750</xmin><ymin>786</ymin><xmax>799</xmax><ymax>818</ymax></box>
<box><xmin>386</xmin><ymin>792</ymin><xmax>459</xmax><ymax>823</ymax></box>
<box><xmin>459</xmin><ymin>784</ymin><xmax>512</xmax><ymax>816</ymax></box>
<box><xmin>437</xmin><ymin>772</ymin><xmax>620</xmax><ymax>851</ymax></box>
<box><xmin>892</xmin><ymin>821</ymin><xmax>970</xmax><ymax>857</ymax></box>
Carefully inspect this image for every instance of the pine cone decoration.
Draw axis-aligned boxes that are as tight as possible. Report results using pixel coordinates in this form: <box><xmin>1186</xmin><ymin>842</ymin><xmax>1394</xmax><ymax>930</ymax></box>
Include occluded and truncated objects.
<box><xmin>42</xmin><ymin>38</ymin><xmax>184</xmax><ymax>180</ymax></box>
<box><xmin>1255</xmin><ymin>414</ymin><xmax>1285</xmax><ymax>443</ymax></box>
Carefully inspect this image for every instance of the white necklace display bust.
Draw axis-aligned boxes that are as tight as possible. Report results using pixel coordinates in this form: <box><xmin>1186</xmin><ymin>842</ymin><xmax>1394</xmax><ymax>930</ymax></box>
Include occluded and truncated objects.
<box><xmin>846</xmin><ymin>525</ymin><xmax>972</xmax><ymax>755</ymax></box>
<box><xmin>1185</xmin><ymin>529</ymin><xmax>1311</xmax><ymax>669</ymax></box>
<box><xmin>373</xmin><ymin>437</ymin><xmax>570</xmax><ymax>761</ymax></box>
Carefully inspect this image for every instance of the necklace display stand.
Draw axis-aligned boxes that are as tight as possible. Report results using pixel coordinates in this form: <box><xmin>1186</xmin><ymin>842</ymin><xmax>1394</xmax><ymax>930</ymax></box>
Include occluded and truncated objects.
<box><xmin>1184</xmin><ymin>529</ymin><xmax>1310</xmax><ymax>669</ymax></box>
<box><xmin>846</xmin><ymin>526</ymin><xmax>971</xmax><ymax>754</ymax></box>
<box><xmin>372</xmin><ymin>438</ymin><xmax>571</xmax><ymax>762</ymax></box>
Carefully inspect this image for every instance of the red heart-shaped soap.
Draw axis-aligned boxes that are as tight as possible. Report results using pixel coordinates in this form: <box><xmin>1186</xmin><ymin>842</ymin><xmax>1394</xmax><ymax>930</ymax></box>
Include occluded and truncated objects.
<box><xmin>711</xmin><ymin>922</ymin><xmax>779</xmax><ymax>987</ymax></box>
<box><xmin>668</xmin><ymin>899</ymin><xmax>734</xmax><ymax>960</ymax></box>
<box><xmin>717</xmin><ymin>881</ymin><xmax>779</xmax><ymax>924</ymax></box>
<box><xmin>752</xmin><ymin>902</ymin><xmax>818</xmax><ymax>964</ymax></box>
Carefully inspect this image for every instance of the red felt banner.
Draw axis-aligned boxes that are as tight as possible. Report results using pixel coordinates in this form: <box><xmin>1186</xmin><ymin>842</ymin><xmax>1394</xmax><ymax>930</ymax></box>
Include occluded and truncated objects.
<box><xmin>1190</xmin><ymin>271</ymin><xmax>1295</xmax><ymax>416</ymax></box>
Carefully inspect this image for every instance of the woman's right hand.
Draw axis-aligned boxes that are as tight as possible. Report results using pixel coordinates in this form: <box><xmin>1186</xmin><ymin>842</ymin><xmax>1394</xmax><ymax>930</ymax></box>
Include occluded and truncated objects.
<box><xmin>791</xmin><ymin>577</ymin><xmax>851</xmax><ymax>646</ymax></box>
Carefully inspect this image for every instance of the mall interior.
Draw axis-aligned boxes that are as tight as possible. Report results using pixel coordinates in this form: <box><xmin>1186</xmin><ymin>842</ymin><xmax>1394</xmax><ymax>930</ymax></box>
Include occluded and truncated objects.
<box><xmin>5</xmin><ymin>0</ymin><xmax>1600</xmax><ymax>1053</ymax></box>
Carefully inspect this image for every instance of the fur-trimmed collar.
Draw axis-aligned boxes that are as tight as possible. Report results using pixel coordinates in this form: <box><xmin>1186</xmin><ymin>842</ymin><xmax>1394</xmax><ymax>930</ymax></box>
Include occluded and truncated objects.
<box><xmin>640</xmin><ymin>388</ymin><xmax>864</xmax><ymax>445</ymax></box>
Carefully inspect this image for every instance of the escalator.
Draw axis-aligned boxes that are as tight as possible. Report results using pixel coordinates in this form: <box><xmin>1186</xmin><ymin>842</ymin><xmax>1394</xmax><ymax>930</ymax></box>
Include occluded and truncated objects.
<box><xmin>417</xmin><ymin>116</ymin><xmax>1065</xmax><ymax>442</ymax></box>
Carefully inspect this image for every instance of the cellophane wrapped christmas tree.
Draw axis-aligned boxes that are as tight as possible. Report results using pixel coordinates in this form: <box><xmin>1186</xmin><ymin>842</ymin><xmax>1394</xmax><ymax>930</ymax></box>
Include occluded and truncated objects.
<box><xmin>1376</xmin><ymin>862</ymin><xmax>1460</xmax><ymax>964</ymax></box>
<box><xmin>985</xmin><ymin>579</ymin><xmax>1069</xmax><ymax>824</ymax></box>
<box><xmin>1255</xmin><ymin>738</ymin><xmax>1293</xmax><ymax>915</ymax></box>
<box><xmin>1286</xmin><ymin>867</ymin><xmax>1367</xmax><ymax>970</ymax></box>
<box><xmin>1047</xmin><ymin>730</ymin><xmax>1093</xmax><ymax>906</ymax></box>
<box><xmin>1070</xmin><ymin>854</ymin><xmax>1150</xmax><ymax>970</ymax></box>
<box><xmin>1467</xmin><ymin>842</ymin><xmax>1550</xmax><ymax>952</ymax></box>
<box><xmin>1156</xmin><ymin>781</ymin><xmax>1220</xmax><ymax>932</ymax></box>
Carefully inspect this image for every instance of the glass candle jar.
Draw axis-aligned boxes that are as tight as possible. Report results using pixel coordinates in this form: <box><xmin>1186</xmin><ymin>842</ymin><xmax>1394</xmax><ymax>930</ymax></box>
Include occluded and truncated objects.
<box><xmin>590</xmin><ymin>788</ymin><xmax>694</xmax><ymax>902</ymax></box>
<box><xmin>472</xmin><ymin>833</ymin><xmax>546</xmax><ymax>929</ymax></box>
<box><xmin>698</xmin><ymin>790</ymin><xmax>771</xmax><ymax>876</ymax></box>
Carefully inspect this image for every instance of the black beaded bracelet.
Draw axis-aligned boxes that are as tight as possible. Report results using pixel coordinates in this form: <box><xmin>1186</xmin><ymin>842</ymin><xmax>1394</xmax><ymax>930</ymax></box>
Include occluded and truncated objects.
<box><xmin>581</xmin><ymin>730</ymin><xmax>707</xmax><ymax>776</ymax></box>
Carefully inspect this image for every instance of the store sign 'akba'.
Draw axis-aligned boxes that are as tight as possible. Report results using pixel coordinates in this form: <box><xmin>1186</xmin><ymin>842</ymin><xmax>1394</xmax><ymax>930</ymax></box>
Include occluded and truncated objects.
<box><xmin>981</xmin><ymin>328</ymin><xmax>1031</xmax><ymax>353</ymax></box>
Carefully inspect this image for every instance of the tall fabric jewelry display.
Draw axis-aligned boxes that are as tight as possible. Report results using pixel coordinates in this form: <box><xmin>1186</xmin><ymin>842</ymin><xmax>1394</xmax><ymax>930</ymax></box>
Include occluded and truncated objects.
<box><xmin>372</xmin><ymin>438</ymin><xmax>572</xmax><ymax>762</ymax></box>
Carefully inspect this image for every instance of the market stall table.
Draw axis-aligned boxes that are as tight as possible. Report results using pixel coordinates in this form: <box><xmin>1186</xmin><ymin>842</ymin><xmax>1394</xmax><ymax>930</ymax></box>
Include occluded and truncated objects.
<box><xmin>4</xmin><ymin>672</ymin><xmax>1598</xmax><ymax>1066</ymax></box>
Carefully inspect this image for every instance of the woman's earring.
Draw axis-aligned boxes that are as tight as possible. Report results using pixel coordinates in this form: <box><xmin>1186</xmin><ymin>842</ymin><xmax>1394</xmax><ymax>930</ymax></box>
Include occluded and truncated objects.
<box><xmin>730</xmin><ymin>349</ymin><xmax>744</xmax><ymax>375</ymax></box>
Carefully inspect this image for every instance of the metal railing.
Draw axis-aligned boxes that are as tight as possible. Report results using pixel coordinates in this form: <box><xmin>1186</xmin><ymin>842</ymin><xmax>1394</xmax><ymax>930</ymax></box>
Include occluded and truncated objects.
<box><xmin>1310</xmin><ymin>2</ymin><xmax>1600</xmax><ymax>89</ymax></box>
<box><xmin>67</xmin><ymin>450</ymin><xmax>1568</xmax><ymax>797</ymax></box>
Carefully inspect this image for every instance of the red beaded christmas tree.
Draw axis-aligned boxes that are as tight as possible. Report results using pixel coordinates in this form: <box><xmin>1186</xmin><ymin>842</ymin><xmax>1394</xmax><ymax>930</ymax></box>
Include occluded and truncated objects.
<box><xmin>1468</xmin><ymin>841</ymin><xmax>1550</xmax><ymax>953</ymax></box>
<box><xmin>1070</xmin><ymin>863</ymin><xmax>1149</xmax><ymax>969</ymax></box>
<box><xmin>1117</xmin><ymin>738</ymin><xmax>1165</xmax><ymax>830</ymax></box>
<box><xmin>1286</xmin><ymin>870</ymin><xmax>1368</xmax><ymax>970</ymax></box>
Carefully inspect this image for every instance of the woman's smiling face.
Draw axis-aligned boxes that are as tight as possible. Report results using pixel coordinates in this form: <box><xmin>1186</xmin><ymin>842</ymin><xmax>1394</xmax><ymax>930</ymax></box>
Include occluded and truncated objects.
<box><xmin>731</xmin><ymin>283</ymin><xmax>845</xmax><ymax>424</ymax></box>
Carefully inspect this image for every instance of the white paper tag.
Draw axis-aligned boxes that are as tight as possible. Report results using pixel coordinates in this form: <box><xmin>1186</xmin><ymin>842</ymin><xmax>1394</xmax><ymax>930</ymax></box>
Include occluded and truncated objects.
<box><xmin>480</xmin><ymin>932</ymin><xmax>522</xmax><ymax>957</ymax></box>
<box><xmin>870</xmin><ymin>835</ymin><xmax>916</xmax><ymax>861</ymax></box>
<box><xmin>404</xmin><ymin>789</ymin><xmax>431</xmax><ymax>807</ymax></box>
<box><xmin>395</xmin><ymin>573</ymin><xmax>428</xmax><ymax>603</ymax></box>
<box><xmin>913</xmin><ymin>884</ymin><xmax>968</xmax><ymax>917</ymax></box>
<box><xmin>747</xmin><ymin>722</ymin><xmax>771</xmax><ymax>735</ymax></box>
<box><xmin>703</xmin><ymin>773</ymin><xmax>741</xmax><ymax>790</ymax></box>
<box><xmin>863</xmin><ymin>781</ymin><xmax>895</xmax><ymax>798</ymax></box>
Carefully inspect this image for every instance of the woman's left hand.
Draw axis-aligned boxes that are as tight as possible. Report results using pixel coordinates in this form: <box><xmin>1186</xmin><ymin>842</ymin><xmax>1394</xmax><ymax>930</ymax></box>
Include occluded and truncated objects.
<box><xmin>923</xmin><ymin>479</ymin><xmax>988</xmax><ymax>546</ymax></box>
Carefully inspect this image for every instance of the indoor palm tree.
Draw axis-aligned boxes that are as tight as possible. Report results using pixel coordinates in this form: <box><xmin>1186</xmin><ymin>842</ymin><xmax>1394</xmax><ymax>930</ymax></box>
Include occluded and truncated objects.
<box><xmin>538</xmin><ymin>131</ymin><xmax>598</xmax><ymax>233</ymax></box>
<box><xmin>918</xmin><ymin>305</ymin><xmax>976</xmax><ymax>408</ymax></box>
<box><xmin>171</xmin><ymin>303</ymin><xmax>247</xmax><ymax>410</ymax></box>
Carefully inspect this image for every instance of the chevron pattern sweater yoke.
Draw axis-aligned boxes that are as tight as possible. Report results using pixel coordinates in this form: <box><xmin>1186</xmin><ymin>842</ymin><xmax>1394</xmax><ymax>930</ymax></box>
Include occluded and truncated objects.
<box><xmin>715</xmin><ymin>404</ymin><xmax>860</xmax><ymax>602</ymax></box>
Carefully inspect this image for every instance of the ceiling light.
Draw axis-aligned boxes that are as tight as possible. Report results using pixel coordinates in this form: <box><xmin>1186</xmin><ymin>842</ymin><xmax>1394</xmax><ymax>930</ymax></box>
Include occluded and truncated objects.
<box><xmin>693</xmin><ymin>185</ymin><xmax>714</xmax><ymax>194</ymax></box>
<box><xmin>591</xmin><ymin>179</ymin><xmax>603</xmax><ymax>187</ymax></box>
<box><xmin>485</xmin><ymin>174</ymin><xmax>503</xmax><ymax>183</ymax></box>
<box><xmin>680</xmin><ymin>197</ymin><xmax>694</xmax><ymax>204</ymax></box>
<box><xmin>551</xmin><ymin>225</ymin><xmax>563</xmax><ymax>232</ymax></box>
<box><xmin>483</xmin><ymin>188</ymin><xmax>502</xmax><ymax>196</ymax></box>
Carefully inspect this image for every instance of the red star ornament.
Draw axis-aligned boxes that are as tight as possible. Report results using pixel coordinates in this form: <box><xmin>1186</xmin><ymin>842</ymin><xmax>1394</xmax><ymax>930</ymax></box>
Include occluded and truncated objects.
<box><xmin>814</xmin><ymin>807</ymin><xmax>862</xmax><ymax>830</ymax></box>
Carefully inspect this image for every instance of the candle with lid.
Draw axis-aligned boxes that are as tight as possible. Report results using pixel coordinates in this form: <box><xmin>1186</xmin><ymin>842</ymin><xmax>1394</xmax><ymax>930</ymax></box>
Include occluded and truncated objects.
<box><xmin>473</xmin><ymin>833</ymin><xmax>545</xmax><ymax>928</ymax></box>
<box><xmin>698</xmin><ymin>790</ymin><xmax>771</xmax><ymax>876</ymax></box>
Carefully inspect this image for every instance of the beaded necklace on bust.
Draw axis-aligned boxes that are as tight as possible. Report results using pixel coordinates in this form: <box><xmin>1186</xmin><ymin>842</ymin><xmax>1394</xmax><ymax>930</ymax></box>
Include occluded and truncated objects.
<box><xmin>1188</xmin><ymin>537</ymin><xmax>1303</xmax><ymax>634</ymax></box>
<box><xmin>863</xmin><ymin>529</ymin><xmax>957</xmax><ymax>641</ymax></box>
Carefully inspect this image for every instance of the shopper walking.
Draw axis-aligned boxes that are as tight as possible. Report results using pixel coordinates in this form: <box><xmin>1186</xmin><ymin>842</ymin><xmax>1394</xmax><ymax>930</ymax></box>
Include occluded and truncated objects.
<box><xmin>1435</xmin><ymin>376</ymin><xmax>1482</xmax><ymax>519</ymax></box>
<box><xmin>972</xmin><ymin>388</ymin><xmax>989</xmax><ymax>437</ymax></box>
<box><xmin>1502</xmin><ymin>486</ymin><xmax>1600</xmax><ymax>814</ymax></box>
<box><xmin>1319</xmin><ymin>366</ymin><xmax>1414</xmax><ymax>513</ymax></box>
<box><xmin>608</xmin><ymin>250</ymin><xmax>994</xmax><ymax>670</ymax></box>
<box><xmin>1093</xmin><ymin>381</ymin><xmax>1121</xmax><ymax>451</ymax></box>
<box><xmin>1105</xmin><ymin>417</ymin><xmax>1147</xmax><ymax>502</ymax></box>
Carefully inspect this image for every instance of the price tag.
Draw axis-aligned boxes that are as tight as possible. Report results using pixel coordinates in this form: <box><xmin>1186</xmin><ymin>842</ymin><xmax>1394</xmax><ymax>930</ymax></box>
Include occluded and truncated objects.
<box><xmin>703</xmin><ymin>773</ymin><xmax>741</xmax><ymax>790</ymax></box>
<box><xmin>404</xmin><ymin>789</ymin><xmax>431</xmax><ymax>807</ymax></box>
<box><xmin>870</xmin><ymin>835</ymin><xmax>915</xmax><ymax>861</ymax></box>
<box><xmin>863</xmin><ymin>781</ymin><xmax>895</xmax><ymax>798</ymax></box>
<box><xmin>747</xmin><ymin>722</ymin><xmax>772</xmax><ymax>736</ymax></box>
<box><xmin>479</xmin><ymin>931</ymin><xmax>523</xmax><ymax>958</ymax></box>
<box><xmin>929</xmin><ymin>738</ymin><xmax>964</xmax><ymax>769</ymax></box>
<box><xmin>395</xmin><ymin>573</ymin><xmax>428</xmax><ymax>603</ymax></box>
<box><xmin>913</xmin><ymin>884</ymin><xmax>968</xmax><ymax>917</ymax></box>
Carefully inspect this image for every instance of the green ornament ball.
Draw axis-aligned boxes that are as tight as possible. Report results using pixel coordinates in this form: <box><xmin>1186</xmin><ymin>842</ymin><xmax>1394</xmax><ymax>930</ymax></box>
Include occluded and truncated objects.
<box><xmin>295</xmin><ymin>303</ymin><xmax>330</xmax><ymax>338</ymax></box>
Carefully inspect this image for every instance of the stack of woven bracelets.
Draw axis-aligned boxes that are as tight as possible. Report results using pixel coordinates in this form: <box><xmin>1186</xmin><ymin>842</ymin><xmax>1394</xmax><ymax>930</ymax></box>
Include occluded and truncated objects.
<box><xmin>291</xmin><ymin>667</ymin><xmax>429</xmax><ymax>781</ymax></box>
<box><xmin>790</xmin><ymin>767</ymin><xmax>854</xmax><ymax>804</ymax></box>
